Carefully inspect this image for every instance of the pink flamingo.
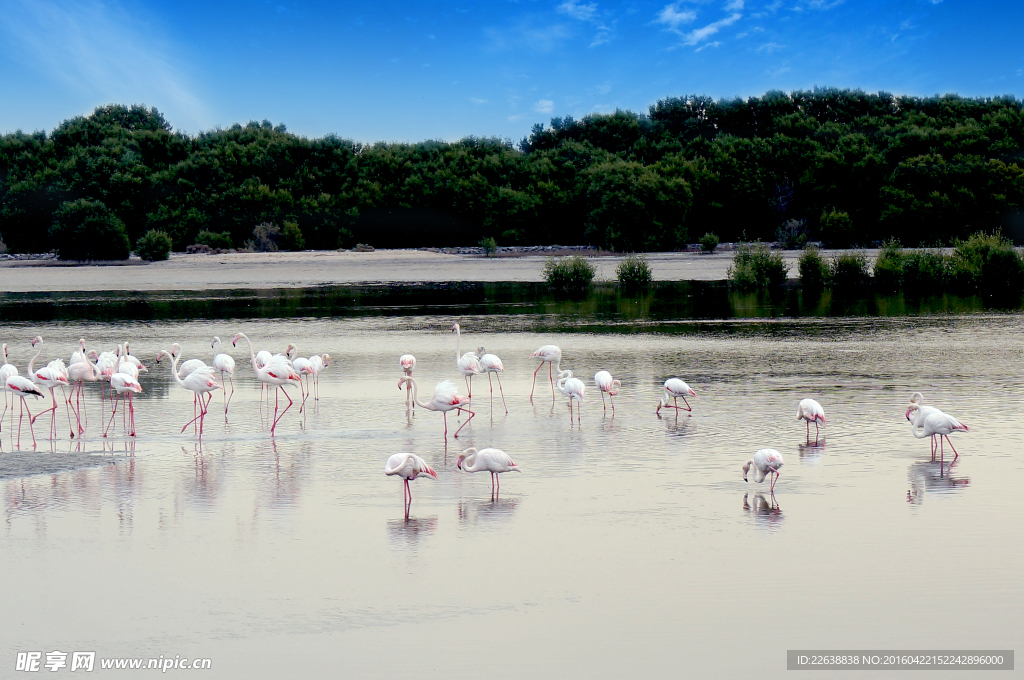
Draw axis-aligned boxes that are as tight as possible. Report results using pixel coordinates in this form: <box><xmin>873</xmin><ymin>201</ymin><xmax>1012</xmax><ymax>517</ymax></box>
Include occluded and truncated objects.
<box><xmin>743</xmin><ymin>448</ymin><xmax>784</xmax><ymax>493</ymax></box>
<box><xmin>907</xmin><ymin>403</ymin><xmax>969</xmax><ymax>463</ymax></box>
<box><xmin>594</xmin><ymin>370</ymin><xmax>621</xmax><ymax>413</ymax></box>
<box><xmin>67</xmin><ymin>340</ymin><xmax>100</xmax><ymax>435</ymax></box>
<box><xmin>384</xmin><ymin>452</ymin><xmax>437</xmax><ymax>517</ymax></box>
<box><xmin>656</xmin><ymin>378</ymin><xmax>696</xmax><ymax>414</ymax></box>
<box><xmin>397</xmin><ymin>376</ymin><xmax>474</xmax><ymax>439</ymax></box>
<box><xmin>451</xmin><ymin>324</ymin><xmax>481</xmax><ymax>398</ymax></box>
<box><xmin>307</xmin><ymin>353</ymin><xmax>329</xmax><ymax>402</ymax></box>
<box><xmin>457</xmin><ymin>447</ymin><xmax>520</xmax><ymax>495</ymax></box>
<box><xmin>27</xmin><ymin>336</ymin><xmax>71</xmax><ymax>440</ymax></box>
<box><xmin>475</xmin><ymin>346</ymin><xmax>508</xmax><ymax>414</ymax></box>
<box><xmin>556</xmin><ymin>370</ymin><xmax>585</xmax><ymax>425</ymax></box>
<box><xmin>796</xmin><ymin>398</ymin><xmax>826</xmax><ymax>442</ymax></box>
<box><xmin>6</xmin><ymin>374</ymin><xmax>43</xmax><ymax>447</ymax></box>
<box><xmin>104</xmin><ymin>373</ymin><xmax>142</xmax><ymax>437</ymax></box>
<box><xmin>211</xmin><ymin>336</ymin><xmax>236</xmax><ymax>413</ymax></box>
<box><xmin>400</xmin><ymin>354</ymin><xmax>416</xmax><ymax>410</ymax></box>
<box><xmin>529</xmin><ymin>344</ymin><xmax>561</xmax><ymax>402</ymax></box>
<box><xmin>156</xmin><ymin>349</ymin><xmax>222</xmax><ymax>436</ymax></box>
<box><xmin>256</xmin><ymin>357</ymin><xmax>302</xmax><ymax>434</ymax></box>
<box><xmin>1</xmin><ymin>344</ymin><xmax>19</xmax><ymax>432</ymax></box>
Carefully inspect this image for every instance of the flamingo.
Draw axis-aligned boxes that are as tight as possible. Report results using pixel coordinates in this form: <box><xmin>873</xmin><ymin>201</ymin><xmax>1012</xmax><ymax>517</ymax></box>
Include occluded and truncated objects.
<box><xmin>27</xmin><ymin>336</ymin><xmax>71</xmax><ymax>440</ymax></box>
<box><xmin>233</xmin><ymin>332</ymin><xmax>277</xmax><ymax>408</ymax></box>
<box><xmin>457</xmin><ymin>447</ymin><xmax>520</xmax><ymax>494</ymax></box>
<box><xmin>556</xmin><ymin>370</ymin><xmax>585</xmax><ymax>425</ymax></box>
<box><xmin>287</xmin><ymin>344</ymin><xmax>311</xmax><ymax>409</ymax></box>
<box><xmin>384</xmin><ymin>452</ymin><xmax>437</xmax><ymax>515</ymax></box>
<box><xmin>397</xmin><ymin>376</ymin><xmax>474</xmax><ymax>439</ymax></box>
<box><xmin>1</xmin><ymin>343</ymin><xmax>19</xmax><ymax>432</ymax></box>
<box><xmin>255</xmin><ymin>355</ymin><xmax>301</xmax><ymax>434</ymax></box>
<box><xmin>170</xmin><ymin>343</ymin><xmax>211</xmax><ymax>425</ymax></box>
<box><xmin>656</xmin><ymin>378</ymin><xmax>696</xmax><ymax>414</ymax></box>
<box><xmin>907</xmin><ymin>403</ymin><xmax>969</xmax><ymax>462</ymax></box>
<box><xmin>67</xmin><ymin>339</ymin><xmax>100</xmax><ymax>435</ymax></box>
<box><xmin>796</xmin><ymin>398</ymin><xmax>826</xmax><ymax>442</ymax></box>
<box><xmin>451</xmin><ymin>323</ymin><xmax>482</xmax><ymax>398</ymax></box>
<box><xmin>529</xmin><ymin>344</ymin><xmax>561</xmax><ymax>402</ymax></box>
<box><xmin>475</xmin><ymin>346</ymin><xmax>508</xmax><ymax>414</ymax></box>
<box><xmin>156</xmin><ymin>349</ymin><xmax>222</xmax><ymax>436</ymax></box>
<box><xmin>104</xmin><ymin>373</ymin><xmax>142</xmax><ymax>437</ymax></box>
<box><xmin>211</xmin><ymin>336</ymin><xmax>236</xmax><ymax>413</ymax></box>
<box><xmin>94</xmin><ymin>346</ymin><xmax>118</xmax><ymax>419</ymax></box>
<box><xmin>907</xmin><ymin>392</ymin><xmax>941</xmax><ymax>453</ymax></box>
<box><xmin>307</xmin><ymin>353</ymin><xmax>329</xmax><ymax>402</ymax></box>
<box><xmin>594</xmin><ymin>370</ymin><xmax>621</xmax><ymax>414</ymax></box>
<box><xmin>400</xmin><ymin>354</ymin><xmax>416</xmax><ymax>410</ymax></box>
<box><xmin>6</xmin><ymin>374</ymin><xmax>43</xmax><ymax>447</ymax></box>
<box><xmin>122</xmin><ymin>341</ymin><xmax>148</xmax><ymax>373</ymax></box>
<box><xmin>743</xmin><ymin>448</ymin><xmax>785</xmax><ymax>493</ymax></box>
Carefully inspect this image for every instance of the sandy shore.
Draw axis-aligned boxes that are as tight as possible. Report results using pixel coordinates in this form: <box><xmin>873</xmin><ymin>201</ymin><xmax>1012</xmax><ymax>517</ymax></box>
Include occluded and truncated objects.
<box><xmin>0</xmin><ymin>248</ymin><xmax>883</xmax><ymax>293</ymax></box>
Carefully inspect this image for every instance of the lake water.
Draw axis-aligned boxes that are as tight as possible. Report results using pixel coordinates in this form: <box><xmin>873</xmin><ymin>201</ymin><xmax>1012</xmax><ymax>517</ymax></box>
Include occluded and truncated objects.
<box><xmin>1</xmin><ymin>313</ymin><xmax>1022</xmax><ymax>678</ymax></box>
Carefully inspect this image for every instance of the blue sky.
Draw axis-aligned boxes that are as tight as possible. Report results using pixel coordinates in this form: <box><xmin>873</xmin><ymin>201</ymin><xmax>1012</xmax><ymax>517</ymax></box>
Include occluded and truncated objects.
<box><xmin>1</xmin><ymin>0</ymin><xmax>1021</xmax><ymax>142</ymax></box>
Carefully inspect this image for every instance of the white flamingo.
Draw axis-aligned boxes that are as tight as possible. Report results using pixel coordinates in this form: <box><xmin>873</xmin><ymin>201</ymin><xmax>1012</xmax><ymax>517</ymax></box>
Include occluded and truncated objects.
<box><xmin>6</xmin><ymin>374</ymin><xmax>43</xmax><ymax>447</ymax></box>
<box><xmin>104</xmin><ymin>373</ymin><xmax>142</xmax><ymax>438</ymax></box>
<box><xmin>397</xmin><ymin>376</ymin><xmax>474</xmax><ymax>439</ymax></box>
<box><xmin>400</xmin><ymin>354</ymin><xmax>416</xmax><ymax>410</ymax></box>
<box><xmin>656</xmin><ymin>378</ymin><xmax>696</xmax><ymax>414</ymax></box>
<box><xmin>743</xmin><ymin>448</ymin><xmax>785</xmax><ymax>493</ymax></box>
<box><xmin>907</xmin><ymin>403</ymin><xmax>969</xmax><ymax>462</ymax></box>
<box><xmin>796</xmin><ymin>398</ymin><xmax>826</xmax><ymax>442</ymax></box>
<box><xmin>451</xmin><ymin>323</ymin><xmax>482</xmax><ymax>398</ymax></box>
<box><xmin>384</xmin><ymin>452</ymin><xmax>437</xmax><ymax>515</ymax></box>
<box><xmin>906</xmin><ymin>392</ymin><xmax>941</xmax><ymax>453</ymax></box>
<box><xmin>475</xmin><ymin>346</ymin><xmax>508</xmax><ymax>414</ymax></box>
<box><xmin>529</xmin><ymin>344</ymin><xmax>561</xmax><ymax>402</ymax></box>
<box><xmin>307</xmin><ymin>353</ymin><xmax>329</xmax><ymax>402</ymax></box>
<box><xmin>594</xmin><ymin>370</ymin><xmax>621</xmax><ymax>414</ymax></box>
<box><xmin>212</xmin><ymin>336</ymin><xmax>236</xmax><ymax>413</ymax></box>
<box><xmin>457</xmin><ymin>447</ymin><xmax>520</xmax><ymax>494</ymax></box>
<box><xmin>27</xmin><ymin>336</ymin><xmax>71</xmax><ymax>440</ymax></box>
<box><xmin>556</xmin><ymin>369</ymin><xmax>585</xmax><ymax>425</ymax></box>
<box><xmin>156</xmin><ymin>349</ymin><xmax>222</xmax><ymax>436</ymax></box>
<box><xmin>0</xmin><ymin>343</ymin><xmax>18</xmax><ymax>432</ymax></box>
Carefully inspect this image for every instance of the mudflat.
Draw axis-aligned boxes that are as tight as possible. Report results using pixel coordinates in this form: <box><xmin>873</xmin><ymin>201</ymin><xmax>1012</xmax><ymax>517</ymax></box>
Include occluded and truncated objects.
<box><xmin>0</xmin><ymin>248</ymin><xmax>883</xmax><ymax>292</ymax></box>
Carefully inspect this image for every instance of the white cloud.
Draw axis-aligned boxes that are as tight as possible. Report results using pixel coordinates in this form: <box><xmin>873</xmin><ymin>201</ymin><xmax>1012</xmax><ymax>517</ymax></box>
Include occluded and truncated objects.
<box><xmin>533</xmin><ymin>99</ymin><xmax>555</xmax><ymax>113</ymax></box>
<box><xmin>0</xmin><ymin>0</ymin><xmax>209</xmax><ymax>131</ymax></box>
<box><xmin>470</xmin><ymin>97</ymin><xmax>489</xmax><ymax>104</ymax></box>
<box><xmin>508</xmin><ymin>114</ymin><xmax>524</xmax><ymax>122</ymax></box>
<box><xmin>682</xmin><ymin>12</ymin><xmax>742</xmax><ymax>45</ymax></box>
<box><xmin>735</xmin><ymin>26</ymin><xmax>764</xmax><ymax>38</ymax></box>
<box><xmin>485</xmin><ymin>22</ymin><xmax>572</xmax><ymax>52</ymax></box>
<box><xmin>766</xmin><ymin>65</ymin><xmax>791</xmax><ymax>77</ymax></box>
<box><xmin>594</xmin><ymin>81</ymin><xmax>612</xmax><ymax>95</ymax></box>
<box><xmin>694</xmin><ymin>41</ymin><xmax>721</xmax><ymax>52</ymax></box>
<box><xmin>756</xmin><ymin>42</ymin><xmax>784</xmax><ymax>53</ymax></box>
<box><xmin>558</xmin><ymin>0</ymin><xmax>598</xmax><ymax>22</ymax></box>
<box><xmin>656</xmin><ymin>3</ymin><xmax>697</xmax><ymax>32</ymax></box>
<box><xmin>725</xmin><ymin>0</ymin><xmax>744</xmax><ymax>10</ymax></box>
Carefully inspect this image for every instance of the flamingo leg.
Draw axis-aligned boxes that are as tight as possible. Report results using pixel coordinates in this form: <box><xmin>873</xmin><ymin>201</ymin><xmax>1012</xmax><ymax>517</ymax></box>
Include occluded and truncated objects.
<box><xmin>226</xmin><ymin>375</ymin><xmax>235</xmax><ymax>412</ymax></box>
<box><xmin>494</xmin><ymin>373</ymin><xmax>508</xmax><ymax>414</ymax></box>
<box><xmin>609</xmin><ymin>392</ymin><xmax>615</xmax><ymax>413</ymax></box>
<box><xmin>103</xmin><ymin>394</ymin><xmax>119</xmax><ymax>437</ymax></box>
<box><xmin>944</xmin><ymin>435</ymin><xmax>960</xmax><ymax>462</ymax></box>
<box><xmin>442</xmin><ymin>411</ymin><xmax>448</xmax><ymax>438</ymax></box>
<box><xmin>24</xmin><ymin>399</ymin><xmax>36</xmax><ymax>447</ymax></box>
<box><xmin>270</xmin><ymin>388</ymin><xmax>293</xmax><ymax>435</ymax></box>
<box><xmin>530</xmin><ymin>362</ymin><xmax>543</xmax><ymax>402</ymax></box>
<box><xmin>680</xmin><ymin>396</ymin><xmax>692</xmax><ymax>412</ymax></box>
<box><xmin>129</xmin><ymin>392</ymin><xmax>136</xmax><ymax>437</ymax></box>
<box><xmin>549</xmin><ymin>362</ymin><xmax>555</xmax><ymax>401</ymax></box>
<box><xmin>601</xmin><ymin>391</ymin><xmax>606</xmax><ymax>413</ymax></box>
<box><xmin>453</xmin><ymin>408</ymin><xmax>475</xmax><ymax>438</ymax></box>
<box><xmin>488</xmin><ymin>372</ymin><xmax>493</xmax><ymax>411</ymax></box>
<box><xmin>806</xmin><ymin>419</ymin><xmax>809</xmax><ymax>440</ymax></box>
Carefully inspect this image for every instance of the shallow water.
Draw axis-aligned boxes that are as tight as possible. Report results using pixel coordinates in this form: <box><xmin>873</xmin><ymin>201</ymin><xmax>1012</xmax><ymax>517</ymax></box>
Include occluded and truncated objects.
<box><xmin>1</xmin><ymin>316</ymin><xmax>1022</xmax><ymax>678</ymax></box>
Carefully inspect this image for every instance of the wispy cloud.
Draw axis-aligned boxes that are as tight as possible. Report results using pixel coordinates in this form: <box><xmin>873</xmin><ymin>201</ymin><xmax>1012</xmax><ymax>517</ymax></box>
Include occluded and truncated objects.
<box><xmin>558</xmin><ymin>0</ymin><xmax>598</xmax><ymax>22</ymax></box>
<box><xmin>656</xmin><ymin>3</ymin><xmax>697</xmax><ymax>32</ymax></box>
<box><xmin>0</xmin><ymin>0</ymin><xmax>209</xmax><ymax>131</ymax></box>
<box><xmin>485</xmin><ymin>21</ymin><xmax>572</xmax><ymax>52</ymax></box>
<box><xmin>766</xmin><ymin>65</ymin><xmax>790</xmax><ymax>77</ymax></box>
<box><xmin>695</xmin><ymin>41</ymin><xmax>721</xmax><ymax>52</ymax></box>
<box><xmin>682</xmin><ymin>12</ymin><xmax>742</xmax><ymax>45</ymax></box>
<box><xmin>725</xmin><ymin>0</ymin><xmax>744</xmax><ymax>10</ymax></box>
<box><xmin>756</xmin><ymin>42</ymin><xmax>784</xmax><ymax>53</ymax></box>
<box><xmin>735</xmin><ymin>26</ymin><xmax>764</xmax><ymax>38</ymax></box>
<box><xmin>533</xmin><ymin>99</ymin><xmax>554</xmax><ymax>113</ymax></box>
<box><xmin>470</xmin><ymin>97</ymin><xmax>489</xmax><ymax>104</ymax></box>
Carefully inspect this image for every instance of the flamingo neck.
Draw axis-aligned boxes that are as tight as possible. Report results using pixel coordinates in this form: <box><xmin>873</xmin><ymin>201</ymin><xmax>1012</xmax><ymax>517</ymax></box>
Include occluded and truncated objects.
<box><xmin>454</xmin><ymin>327</ymin><xmax>461</xmax><ymax>361</ymax></box>
<box><xmin>402</xmin><ymin>377</ymin><xmax>430</xmax><ymax>409</ymax></box>
<box><xmin>237</xmin><ymin>333</ymin><xmax>256</xmax><ymax>367</ymax></box>
<box><xmin>28</xmin><ymin>340</ymin><xmax>43</xmax><ymax>374</ymax></box>
<box><xmin>166</xmin><ymin>352</ymin><xmax>185</xmax><ymax>386</ymax></box>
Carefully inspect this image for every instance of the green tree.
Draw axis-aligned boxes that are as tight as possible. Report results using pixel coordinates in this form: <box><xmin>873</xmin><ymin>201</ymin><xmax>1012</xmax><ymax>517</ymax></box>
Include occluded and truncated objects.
<box><xmin>49</xmin><ymin>199</ymin><xmax>130</xmax><ymax>260</ymax></box>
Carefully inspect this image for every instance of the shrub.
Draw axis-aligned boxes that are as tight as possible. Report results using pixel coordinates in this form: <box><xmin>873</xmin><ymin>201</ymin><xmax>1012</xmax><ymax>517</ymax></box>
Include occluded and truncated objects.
<box><xmin>479</xmin><ymin>236</ymin><xmax>498</xmax><ymax>257</ymax></box>
<box><xmin>873</xmin><ymin>239</ymin><xmax>904</xmax><ymax>290</ymax></box>
<box><xmin>616</xmin><ymin>253</ymin><xmax>653</xmax><ymax>287</ymax></box>
<box><xmin>543</xmin><ymin>255</ymin><xmax>596</xmax><ymax>289</ymax></box>
<box><xmin>820</xmin><ymin>208</ymin><xmax>856</xmax><ymax>248</ymax></box>
<box><xmin>49</xmin><ymin>199</ymin><xmax>130</xmax><ymax>260</ymax></box>
<box><xmin>195</xmin><ymin>230</ymin><xmax>233</xmax><ymax>249</ymax></box>
<box><xmin>798</xmin><ymin>245</ymin><xmax>830</xmax><ymax>289</ymax></box>
<box><xmin>280</xmin><ymin>221</ymin><xmax>306</xmax><ymax>251</ymax></box>
<box><xmin>902</xmin><ymin>250</ymin><xmax>948</xmax><ymax>292</ymax></box>
<box><xmin>251</xmin><ymin>222</ymin><xmax>280</xmax><ymax>252</ymax></box>
<box><xmin>728</xmin><ymin>243</ymin><xmax>789</xmax><ymax>289</ymax></box>
<box><xmin>830</xmin><ymin>250</ymin><xmax>870</xmax><ymax>288</ymax></box>
<box><xmin>0</xmin><ymin>234</ymin><xmax>6</xmax><ymax>254</ymax></box>
<box><xmin>699</xmin><ymin>232</ymin><xmax>720</xmax><ymax>253</ymax></box>
<box><xmin>949</xmin><ymin>231</ymin><xmax>1024</xmax><ymax>293</ymax></box>
<box><xmin>776</xmin><ymin>219</ymin><xmax>809</xmax><ymax>249</ymax></box>
<box><xmin>136</xmin><ymin>229</ymin><xmax>172</xmax><ymax>261</ymax></box>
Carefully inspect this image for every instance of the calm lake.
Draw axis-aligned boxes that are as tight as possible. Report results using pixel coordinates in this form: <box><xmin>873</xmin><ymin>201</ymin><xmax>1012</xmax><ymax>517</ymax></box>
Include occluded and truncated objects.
<box><xmin>1</xmin><ymin>306</ymin><xmax>1021</xmax><ymax>677</ymax></box>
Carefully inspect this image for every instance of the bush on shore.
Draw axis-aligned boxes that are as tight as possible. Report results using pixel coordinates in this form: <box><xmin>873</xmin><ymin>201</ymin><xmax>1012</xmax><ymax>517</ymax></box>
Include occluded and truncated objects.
<box><xmin>195</xmin><ymin>230</ymin><xmax>233</xmax><ymax>249</ymax></box>
<box><xmin>699</xmin><ymin>232</ymin><xmax>720</xmax><ymax>253</ymax></box>
<box><xmin>830</xmin><ymin>250</ymin><xmax>870</xmax><ymax>288</ymax></box>
<box><xmin>798</xmin><ymin>245</ymin><xmax>829</xmax><ymax>289</ymax></box>
<box><xmin>544</xmin><ymin>255</ymin><xmax>596</xmax><ymax>289</ymax></box>
<box><xmin>136</xmin><ymin>230</ymin><xmax>172</xmax><ymax>261</ymax></box>
<box><xmin>728</xmin><ymin>243</ymin><xmax>789</xmax><ymax>289</ymax></box>
<box><xmin>616</xmin><ymin>253</ymin><xmax>653</xmax><ymax>287</ymax></box>
<box><xmin>949</xmin><ymin>231</ymin><xmax>1024</xmax><ymax>294</ymax></box>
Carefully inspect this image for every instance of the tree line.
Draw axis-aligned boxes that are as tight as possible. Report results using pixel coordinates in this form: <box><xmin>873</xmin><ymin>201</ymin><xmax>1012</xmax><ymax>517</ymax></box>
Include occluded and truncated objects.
<box><xmin>1</xmin><ymin>88</ymin><xmax>1023</xmax><ymax>257</ymax></box>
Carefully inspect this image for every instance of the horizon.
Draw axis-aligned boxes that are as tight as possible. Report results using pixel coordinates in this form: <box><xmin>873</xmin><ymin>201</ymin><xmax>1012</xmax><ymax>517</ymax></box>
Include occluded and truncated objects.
<box><xmin>1</xmin><ymin>0</ymin><xmax>1022</xmax><ymax>143</ymax></box>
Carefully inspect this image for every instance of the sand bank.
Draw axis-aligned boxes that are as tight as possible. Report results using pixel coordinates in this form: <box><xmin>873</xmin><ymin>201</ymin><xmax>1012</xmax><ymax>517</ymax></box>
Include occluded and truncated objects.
<box><xmin>0</xmin><ymin>248</ymin><xmax>882</xmax><ymax>293</ymax></box>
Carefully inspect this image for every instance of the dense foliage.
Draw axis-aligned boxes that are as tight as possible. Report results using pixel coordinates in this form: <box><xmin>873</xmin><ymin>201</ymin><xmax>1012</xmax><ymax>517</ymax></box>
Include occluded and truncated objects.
<box><xmin>728</xmin><ymin>243</ymin><xmax>789</xmax><ymax>288</ymax></box>
<box><xmin>49</xmin><ymin>198</ymin><xmax>130</xmax><ymax>260</ymax></box>
<box><xmin>616</xmin><ymin>253</ymin><xmax>653</xmax><ymax>287</ymax></box>
<box><xmin>543</xmin><ymin>255</ymin><xmax>596</xmax><ymax>289</ymax></box>
<box><xmin>136</xmin><ymin>229</ymin><xmax>172</xmax><ymax>261</ymax></box>
<box><xmin>2</xmin><ymin>90</ymin><xmax>1023</xmax><ymax>254</ymax></box>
